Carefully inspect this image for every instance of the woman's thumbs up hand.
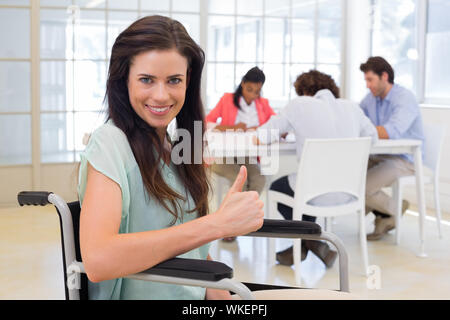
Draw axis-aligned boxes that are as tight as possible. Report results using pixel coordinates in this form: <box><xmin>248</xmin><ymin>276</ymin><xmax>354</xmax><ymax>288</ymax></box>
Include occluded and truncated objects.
<box><xmin>214</xmin><ymin>166</ymin><xmax>265</xmax><ymax>238</ymax></box>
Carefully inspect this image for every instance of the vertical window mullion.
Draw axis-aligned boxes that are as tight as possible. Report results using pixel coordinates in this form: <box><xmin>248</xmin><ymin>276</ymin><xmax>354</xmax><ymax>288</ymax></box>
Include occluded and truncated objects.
<box><xmin>199</xmin><ymin>0</ymin><xmax>208</xmax><ymax>106</ymax></box>
<box><xmin>260</xmin><ymin>0</ymin><xmax>265</xmax><ymax>64</ymax></box>
<box><xmin>283</xmin><ymin>17</ymin><xmax>288</xmax><ymax>96</ymax></box>
<box><xmin>233</xmin><ymin>0</ymin><xmax>237</xmax><ymax>87</ymax></box>
<box><xmin>31</xmin><ymin>0</ymin><xmax>41</xmax><ymax>186</ymax></box>
<box><xmin>71</xmin><ymin>5</ymin><xmax>76</xmax><ymax>161</ymax></box>
<box><xmin>369</xmin><ymin>0</ymin><xmax>375</xmax><ymax>55</ymax></box>
<box><xmin>417</xmin><ymin>0</ymin><xmax>427</xmax><ymax>103</ymax></box>
<box><xmin>105</xmin><ymin>0</ymin><xmax>108</xmax><ymax>60</ymax></box>
<box><xmin>314</xmin><ymin>0</ymin><xmax>319</xmax><ymax>68</ymax></box>
<box><xmin>288</xmin><ymin>0</ymin><xmax>293</xmax><ymax>101</ymax></box>
<box><xmin>340</xmin><ymin>0</ymin><xmax>347</xmax><ymax>97</ymax></box>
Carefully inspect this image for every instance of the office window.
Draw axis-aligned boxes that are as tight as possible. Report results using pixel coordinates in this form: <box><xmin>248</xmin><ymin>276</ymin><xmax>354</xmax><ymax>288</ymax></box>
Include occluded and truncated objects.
<box><xmin>38</xmin><ymin>0</ymin><xmax>200</xmax><ymax>164</ymax></box>
<box><xmin>40</xmin><ymin>4</ymin><xmax>107</xmax><ymax>163</ymax></box>
<box><xmin>0</xmin><ymin>0</ymin><xmax>29</xmax><ymax>5</ymax></box>
<box><xmin>206</xmin><ymin>0</ymin><xmax>343</xmax><ymax>111</ymax></box>
<box><xmin>1</xmin><ymin>0</ymin><xmax>347</xmax><ymax>166</ymax></box>
<box><xmin>0</xmin><ymin>115</ymin><xmax>32</xmax><ymax>166</ymax></box>
<box><xmin>371</xmin><ymin>0</ymin><xmax>418</xmax><ymax>93</ymax></box>
<box><xmin>424</xmin><ymin>0</ymin><xmax>450</xmax><ymax>102</ymax></box>
<box><xmin>108</xmin><ymin>0</ymin><xmax>138</xmax><ymax>10</ymax></box>
<box><xmin>0</xmin><ymin>4</ymin><xmax>31</xmax><ymax>165</ymax></box>
<box><xmin>108</xmin><ymin>11</ymin><xmax>139</xmax><ymax>58</ymax></box>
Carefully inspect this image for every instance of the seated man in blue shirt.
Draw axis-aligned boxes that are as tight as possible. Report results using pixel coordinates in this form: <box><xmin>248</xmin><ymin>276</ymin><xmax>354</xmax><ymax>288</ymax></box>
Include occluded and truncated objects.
<box><xmin>360</xmin><ymin>56</ymin><xmax>425</xmax><ymax>241</ymax></box>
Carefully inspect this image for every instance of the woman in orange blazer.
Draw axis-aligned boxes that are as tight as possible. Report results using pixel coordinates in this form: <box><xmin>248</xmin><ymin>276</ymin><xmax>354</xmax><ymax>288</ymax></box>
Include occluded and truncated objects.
<box><xmin>206</xmin><ymin>68</ymin><xmax>275</xmax><ymax>131</ymax></box>
<box><xmin>206</xmin><ymin>67</ymin><xmax>275</xmax><ymax>241</ymax></box>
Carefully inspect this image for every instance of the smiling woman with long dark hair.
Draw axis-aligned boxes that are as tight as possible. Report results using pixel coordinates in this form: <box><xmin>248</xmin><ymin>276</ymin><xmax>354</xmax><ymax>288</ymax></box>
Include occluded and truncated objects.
<box><xmin>77</xmin><ymin>15</ymin><xmax>264</xmax><ymax>300</ymax></box>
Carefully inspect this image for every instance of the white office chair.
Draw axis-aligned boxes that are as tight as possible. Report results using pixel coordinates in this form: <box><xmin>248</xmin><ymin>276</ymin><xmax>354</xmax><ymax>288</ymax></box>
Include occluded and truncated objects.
<box><xmin>392</xmin><ymin>124</ymin><xmax>446</xmax><ymax>244</ymax></box>
<box><xmin>268</xmin><ymin>137</ymin><xmax>372</xmax><ymax>285</ymax></box>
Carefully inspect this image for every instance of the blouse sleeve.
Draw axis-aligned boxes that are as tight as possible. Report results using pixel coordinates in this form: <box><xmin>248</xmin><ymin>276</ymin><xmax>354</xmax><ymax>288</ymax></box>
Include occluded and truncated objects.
<box><xmin>77</xmin><ymin>123</ymin><xmax>131</xmax><ymax>219</ymax></box>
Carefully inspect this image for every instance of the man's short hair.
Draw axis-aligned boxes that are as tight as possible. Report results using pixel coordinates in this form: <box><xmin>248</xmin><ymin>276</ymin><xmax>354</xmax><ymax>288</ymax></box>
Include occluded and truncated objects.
<box><xmin>360</xmin><ymin>56</ymin><xmax>394</xmax><ymax>84</ymax></box>
<box><xmin>294</xmin><ymin>70</ymin><xmax>340</xmax><ymax>98</ymax></box>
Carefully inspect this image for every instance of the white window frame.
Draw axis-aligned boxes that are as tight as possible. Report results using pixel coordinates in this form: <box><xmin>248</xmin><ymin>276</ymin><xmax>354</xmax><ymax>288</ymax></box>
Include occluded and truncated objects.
<box><xmin>369</xmin><ymin>0</ymin><xmax>450</xmax><ymax>108</ymax></box>
<box><xmin>1</xmin><ymin>0</ymin><xmax>346</xmax><ymax>174</ymax></box>
<box><xmin>204</xmin><ymin>0</ymin><xmax>345</xmax><ymax>113</ymax></box>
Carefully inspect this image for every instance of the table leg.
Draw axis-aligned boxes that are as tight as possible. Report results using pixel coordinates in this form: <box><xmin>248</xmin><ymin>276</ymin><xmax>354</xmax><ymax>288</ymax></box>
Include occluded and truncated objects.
<box><xmin>414</xmin><ymin>146</ymin><xmax>427</xmax><ymax>258</ymax></box>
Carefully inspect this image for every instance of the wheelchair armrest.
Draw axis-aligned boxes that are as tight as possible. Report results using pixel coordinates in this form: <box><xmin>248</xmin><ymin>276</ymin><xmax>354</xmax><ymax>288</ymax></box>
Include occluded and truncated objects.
<box><xmin>126</xmin><ymin>258</ymin><xmax>253</xmax><ymax>299</ymax></box>
<box><xmin>245</xmin><ymin>219</ymin><xmax>350</xmax><ymax>292</ymax></box>
<box><xmin>68</xmin><ymin>258</ymin><xmax>251</xmax><ymax>299</ymax></box>
<box><xmin>246</xmin><ymin>219</ymin><xmax>321</xmax><ymax>238</ymax></box>
<box><xmin>140</xmin><ymin>257</ymin><xmax>233</xmax><ymax>282</ymax></box>
<box><xmin>69</xmin><ymin>258</ymin><xmax>233</xmax><ymax>283</ymax></box>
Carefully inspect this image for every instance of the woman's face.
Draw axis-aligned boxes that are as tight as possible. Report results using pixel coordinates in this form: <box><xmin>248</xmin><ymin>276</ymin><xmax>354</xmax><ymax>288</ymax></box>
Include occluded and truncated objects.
<box><xmin>128</xmin><ymin>49</ymin><xmax>188</xmax><ymax>140</ymax></box>
<box><xmin>241</xmin><ymin>81</ymin><xmax>263</xmax><ymax>105</ymax></box>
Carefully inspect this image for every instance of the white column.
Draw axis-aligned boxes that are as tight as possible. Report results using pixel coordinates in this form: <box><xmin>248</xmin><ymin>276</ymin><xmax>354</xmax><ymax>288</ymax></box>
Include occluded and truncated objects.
<box><xmin>343</xmin><ymin>0</ymin><xmax>372</xmax><ymax>101</ymax></box>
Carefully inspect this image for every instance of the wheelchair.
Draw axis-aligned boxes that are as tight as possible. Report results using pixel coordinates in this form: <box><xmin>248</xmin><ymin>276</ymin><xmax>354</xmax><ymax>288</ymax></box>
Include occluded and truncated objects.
<box><xmin>17</xmin><ymin>191</ymin><xmax>355</xmax><ymax>300</ymax></box>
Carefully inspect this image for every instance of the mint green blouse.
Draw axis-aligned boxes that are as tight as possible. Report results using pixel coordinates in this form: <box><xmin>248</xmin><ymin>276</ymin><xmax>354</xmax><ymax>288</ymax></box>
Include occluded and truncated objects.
<box><xmin>77</xmin><ymin>120</ymin><xmax>210</xmax><ymax>300</ymax></box>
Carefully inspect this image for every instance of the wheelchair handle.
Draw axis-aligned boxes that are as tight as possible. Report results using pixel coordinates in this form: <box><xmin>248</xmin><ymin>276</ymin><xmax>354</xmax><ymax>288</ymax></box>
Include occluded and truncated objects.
<box><xmin>18</xmin><ymin>191</ymin><xmax>52</xmax><ymax>206</ymax></box>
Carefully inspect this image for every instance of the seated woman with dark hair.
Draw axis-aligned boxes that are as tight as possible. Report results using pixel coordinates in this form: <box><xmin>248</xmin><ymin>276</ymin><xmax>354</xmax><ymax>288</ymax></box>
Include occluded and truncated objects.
<box><xmin>206</xmin><ymin>67</ymin><xmax>275</xmax><ymax>242</ymax></box>
<box><xmin>254</xmin><ymin>70</ymin><xmax>378</xmax><ymax>268</ymax></box>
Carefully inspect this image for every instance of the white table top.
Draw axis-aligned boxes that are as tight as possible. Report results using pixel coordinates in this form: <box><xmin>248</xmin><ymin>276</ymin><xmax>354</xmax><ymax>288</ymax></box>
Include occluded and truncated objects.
<box><xmin>205</xmin><ymin>131</ymin><xmax>422</xmax><ymax>157</ymax></box>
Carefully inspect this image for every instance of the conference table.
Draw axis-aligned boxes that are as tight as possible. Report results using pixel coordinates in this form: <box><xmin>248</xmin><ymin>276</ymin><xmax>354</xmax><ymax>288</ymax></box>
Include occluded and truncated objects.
<box><xmin>205</xmin><ymin>131</ymin><xmax>427</xmax><ymax>257</ymax></box>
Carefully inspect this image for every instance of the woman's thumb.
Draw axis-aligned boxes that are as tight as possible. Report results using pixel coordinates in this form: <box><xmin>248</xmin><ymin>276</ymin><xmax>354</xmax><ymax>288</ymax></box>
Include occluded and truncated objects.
<box><xmin>228</xmin><ymin>165</ymin><xmax>247</xmax><ymax>193</ymax></box>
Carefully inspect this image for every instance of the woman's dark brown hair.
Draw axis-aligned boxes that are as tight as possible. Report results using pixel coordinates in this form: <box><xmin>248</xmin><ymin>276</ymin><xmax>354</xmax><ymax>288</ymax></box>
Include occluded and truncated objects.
<box><xmin>105</xmin><ymin>15</ymin><xmax>210</xmax><ymax>223</ymax></box>
<box><xmin>294</xmin><ymin>70</ymin><xmax>340</xmax><ymax>98</ymax></box>
<box><xmin>233</xmin><ymin>66</ymin><xmax>266</xmax><ymax>110</ymax></box>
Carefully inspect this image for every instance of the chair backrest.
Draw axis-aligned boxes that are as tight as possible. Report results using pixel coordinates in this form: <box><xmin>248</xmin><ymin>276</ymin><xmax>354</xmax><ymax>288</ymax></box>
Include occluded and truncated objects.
<box><xmin>422</xmin><ymin>124</ymin><xmax>446</xmax><ymax>173</ymax></box>
<box><xmin>293</xmin><ymin>137</ymin><xmax>372</xmax><ymax>218</ymax></box>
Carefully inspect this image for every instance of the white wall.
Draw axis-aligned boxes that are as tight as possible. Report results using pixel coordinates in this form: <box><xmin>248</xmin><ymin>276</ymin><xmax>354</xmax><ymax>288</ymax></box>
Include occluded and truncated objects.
<box><xmin>0</xmin><ymin>166</ymin><xmax>32</xmax><ymax>207</ymax></box>
<box><xmin>0</xmin><ymin>164</ymin><xmax>78</xmax><ymax>208</ymax></box>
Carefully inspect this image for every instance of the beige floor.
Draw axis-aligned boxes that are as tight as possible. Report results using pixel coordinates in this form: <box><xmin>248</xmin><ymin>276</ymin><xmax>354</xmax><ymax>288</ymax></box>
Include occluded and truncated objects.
<box><xmin>1</xmin><ymin>203</ymin><xmax>449</xmax><ymax>300</ymax></box>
